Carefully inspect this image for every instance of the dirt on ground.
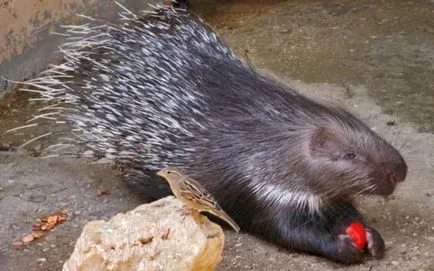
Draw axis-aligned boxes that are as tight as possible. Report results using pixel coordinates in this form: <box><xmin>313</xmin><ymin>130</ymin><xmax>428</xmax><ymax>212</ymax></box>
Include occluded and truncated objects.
<box><xmin>0</xmin><ymin>0</ymin><xmax>433</xmax><ymax>270</ymax></box>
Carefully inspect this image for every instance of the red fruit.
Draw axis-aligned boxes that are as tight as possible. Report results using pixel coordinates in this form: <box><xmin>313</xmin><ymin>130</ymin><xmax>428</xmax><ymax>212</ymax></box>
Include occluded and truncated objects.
<box><xmin>345</xmin><ymin>222</ymin><xmax>367</xmax><ymax>250</ymax></box>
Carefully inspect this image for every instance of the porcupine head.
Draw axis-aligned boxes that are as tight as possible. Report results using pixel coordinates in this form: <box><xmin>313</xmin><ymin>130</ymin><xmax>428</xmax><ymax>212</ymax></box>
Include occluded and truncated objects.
<box><xmin>281</xmin><ymin>105</ymin><xmax>408</xmax><ymax>206</ymax></box>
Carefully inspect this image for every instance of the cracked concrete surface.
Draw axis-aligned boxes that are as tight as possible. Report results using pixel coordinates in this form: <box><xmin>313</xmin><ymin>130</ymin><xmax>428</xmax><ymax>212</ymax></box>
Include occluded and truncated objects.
<box><xmin>0</xmin><ymin>0</ymin><xmax>433</xmax><ymax>270</ymax></box>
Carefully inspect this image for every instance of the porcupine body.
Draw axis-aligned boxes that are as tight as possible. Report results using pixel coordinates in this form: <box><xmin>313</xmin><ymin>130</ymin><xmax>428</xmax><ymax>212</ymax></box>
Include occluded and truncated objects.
<box><xmin>17</xmin><ymin>3</ymin><xmax>407</xmax><ymax>264</ymax></box>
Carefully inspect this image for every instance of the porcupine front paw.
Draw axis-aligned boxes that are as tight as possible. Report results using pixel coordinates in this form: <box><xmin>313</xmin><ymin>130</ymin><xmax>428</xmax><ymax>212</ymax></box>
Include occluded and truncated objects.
<box><xmin>327</xmin><ymin>225</ymin><xmax>385</xmax><ymax>264</ymax></box>
<box><xmin>365</xmin><ymin>226</ymin><xmax>385</xmax><ymax>259</ymax></box>
<box><xmin>327</xmin><ymin>234</ymin><xmax>363</xmax><ymax>264</ymax></box>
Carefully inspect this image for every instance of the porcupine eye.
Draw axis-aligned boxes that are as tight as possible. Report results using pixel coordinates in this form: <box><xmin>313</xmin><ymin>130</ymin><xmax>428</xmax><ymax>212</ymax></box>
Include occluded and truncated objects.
<box><xmin>344</xmin><ymin>152</ymin><xmax>357</xmax><ymax>159</ymax></box>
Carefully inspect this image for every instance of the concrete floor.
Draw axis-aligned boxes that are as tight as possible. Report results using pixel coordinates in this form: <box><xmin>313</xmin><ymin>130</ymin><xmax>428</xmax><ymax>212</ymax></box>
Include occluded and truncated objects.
<box><xmin>0</xmin><ymin>0</ymin><xmax>433</xmax><ymax>270</ymax></box>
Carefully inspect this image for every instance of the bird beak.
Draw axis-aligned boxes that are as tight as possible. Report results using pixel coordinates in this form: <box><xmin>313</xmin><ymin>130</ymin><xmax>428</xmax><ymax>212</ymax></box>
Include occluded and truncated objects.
<box><xmin>156</xmin><ymin>170</ymin><xmax>163</xmax><ymax>177</ymax></box>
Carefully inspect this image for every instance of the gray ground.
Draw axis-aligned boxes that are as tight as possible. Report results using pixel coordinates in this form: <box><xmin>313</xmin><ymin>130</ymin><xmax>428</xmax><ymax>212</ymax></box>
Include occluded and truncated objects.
<box><xmin>0</xmin><ymin>0</ymin><xmax>433</xmax><ymax>270</ymax></box>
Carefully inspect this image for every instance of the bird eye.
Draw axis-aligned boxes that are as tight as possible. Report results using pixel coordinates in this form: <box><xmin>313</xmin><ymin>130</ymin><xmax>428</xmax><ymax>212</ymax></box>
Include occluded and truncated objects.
<box><xmin>345</xmin><ymin>152</ymin><xmax>357</xmax><ymax>159</ymax></box>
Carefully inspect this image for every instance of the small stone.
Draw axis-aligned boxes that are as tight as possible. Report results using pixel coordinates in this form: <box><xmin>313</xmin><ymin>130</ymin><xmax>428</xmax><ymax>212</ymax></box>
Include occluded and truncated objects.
<box><xmin>0</xmin><ymin>143</ymin><xmax>11</xmax><ymax>151</ymax></box>
<box><xmin>391</xmin><ymin>261</ymin><xmax>399</xmax><ymax>266</ymax></box>
<box><xmin>28</xmin><ymin>194</ymin><xmax>47</xmax><ymax>203</ymax></box>
<box><xmin>37</xmin><ymin>258</ymin><xmax>47</xmax><ymax>262</ymax></box>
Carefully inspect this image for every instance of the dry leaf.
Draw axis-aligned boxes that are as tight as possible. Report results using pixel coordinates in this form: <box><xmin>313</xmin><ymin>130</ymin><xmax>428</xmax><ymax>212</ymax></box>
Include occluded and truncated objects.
<box><xmin>32</xmin><ymin>232</ymin><xmax>44</xmax><ymax>239</ymax></box>
<box><xmin>22</xmin><ymin>234</ymin><xmax>35</xmax><ymax>244</ymax></box>
<box><xmin>46</xmin><ymin>215</ymin><xmax>58</xmax><ymax>224</ymax></box>
<box><xmin>13</xmin><ymin>241</ymin><xmax>24</xmax><ymax>250</ymax></box>
<box><xmin>97</xmin><ymin>189</ymin><xmax>109</xmax><ymax>197</ymax></box>
<box><xmin>32</xmin><ymin>224</ymin><xmax>42</xmax><ymax>231</ymax></box>
<box><xmin>41</xmin><ymin>223</ymin><xmax>56</xmax><ymax>231</ymax></box>
<box><xmin>37</xmin><ymin>208</ymin><xmax>69</xmax><ymax>231</ymax></box>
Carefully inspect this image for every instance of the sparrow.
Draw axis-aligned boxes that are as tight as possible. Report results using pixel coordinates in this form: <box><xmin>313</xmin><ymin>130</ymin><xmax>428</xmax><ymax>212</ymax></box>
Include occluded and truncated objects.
<box><xmin>157</xmin><ymin>167</ymin><xmax>240</xmax><ymax>233</ymax></box>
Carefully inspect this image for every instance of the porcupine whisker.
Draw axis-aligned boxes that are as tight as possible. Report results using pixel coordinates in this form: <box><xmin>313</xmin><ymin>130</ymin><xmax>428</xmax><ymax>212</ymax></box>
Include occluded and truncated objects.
<box><xmin>353</xmin><ymin>183</ymin><xmax>375</xmax><ymax>197</ymax></box>
<box><xmin>343</xmin><ymin>177</ymin><xmax>371</xmax><ymax>195</ymax></box>
<box><xmin>397</xmin><ymin>137</ymin><xmax>413</xmax><ymax>154</ymax></box>
<box><xmin>391</xmin><ymin>130</ymin><xmax>400</xmax><ymax>148</ymax></box>
<box><xmin>355</xmin><ymin>126</ymin><xmax>370</xmax><ymax>142</ymax></box>
<box><xmin>356</xmin><ymin>183</ymin><xmax>376</xmax><ymax>196</ymax></box>
<box><xmin>321</xmin><ymin>177</ymin><xmax>360</xmax><ymax>199</ymax></box>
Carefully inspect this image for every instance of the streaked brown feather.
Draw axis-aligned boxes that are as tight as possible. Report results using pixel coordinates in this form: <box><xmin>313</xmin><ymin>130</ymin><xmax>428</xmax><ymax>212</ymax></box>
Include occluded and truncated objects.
<box><xmin>158</xmin><ymin>168</ymin><xmax>240</xmax><ymax>232</ymax></box>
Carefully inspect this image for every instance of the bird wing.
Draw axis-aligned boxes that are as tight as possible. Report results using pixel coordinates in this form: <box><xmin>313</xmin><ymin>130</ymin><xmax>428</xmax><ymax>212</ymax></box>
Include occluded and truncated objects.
<box><xmin>179</xmin><ymin>176</ymin><xmax>241</xmax><ymax>232</ymax></box>
<box><xmin>179</xmin><ymin>177</ymin><xmax>221</xmax><ymax>210</ymax></box>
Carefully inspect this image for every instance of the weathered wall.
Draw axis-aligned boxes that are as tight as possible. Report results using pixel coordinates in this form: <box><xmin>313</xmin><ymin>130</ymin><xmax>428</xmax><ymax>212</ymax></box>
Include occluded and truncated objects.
<box><xmin>0</xmin><ymin>0</ymin><xmax>161</xmax><ymax>96</ymax></box>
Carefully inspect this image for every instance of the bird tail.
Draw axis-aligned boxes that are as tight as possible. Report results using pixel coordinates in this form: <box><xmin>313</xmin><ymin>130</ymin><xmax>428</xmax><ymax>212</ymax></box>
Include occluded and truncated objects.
<box><xmin>210</xmin><ymin>209</ymin><xmax>240</xmax><ymax>233</ymax></box>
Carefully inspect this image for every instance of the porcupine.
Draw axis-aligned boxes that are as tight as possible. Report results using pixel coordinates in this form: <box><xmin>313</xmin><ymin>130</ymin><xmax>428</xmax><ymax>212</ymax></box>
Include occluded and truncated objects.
<box><xmin>12</xmin><ymin>1</ymin><xmax>407</xmax><ymax>264</ymax></box>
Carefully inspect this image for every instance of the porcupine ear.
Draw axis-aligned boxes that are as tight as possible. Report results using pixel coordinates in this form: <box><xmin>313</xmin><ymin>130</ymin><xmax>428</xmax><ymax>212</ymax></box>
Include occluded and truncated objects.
<box><xmin>309</xmin><ymin>127</ymin><xmax>331</xmax><ymax>153</ymax></box>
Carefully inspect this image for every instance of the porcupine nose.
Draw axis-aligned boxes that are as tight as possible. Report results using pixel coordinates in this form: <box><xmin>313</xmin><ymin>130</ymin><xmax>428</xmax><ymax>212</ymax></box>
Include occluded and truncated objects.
<box><xmin>388</xmin><ymin>160</ymin><xmax>408</xmax><ymax>184</ymax></box>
